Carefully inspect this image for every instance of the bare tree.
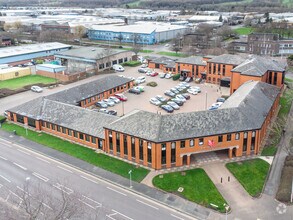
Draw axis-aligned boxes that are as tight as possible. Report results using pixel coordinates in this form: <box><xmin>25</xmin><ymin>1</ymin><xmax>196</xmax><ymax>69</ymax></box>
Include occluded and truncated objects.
<box><xmin>131</xmin><ymin>33</ymin><xmax>142</xmax><ymax>60</ymax></box>
<box><xmin>95</xmin><ymin>47</ymin><xmax>115</xmax><ymax>73</ymax></box>
<box><xmin>38</xmin><ymin>30</ymin><xmax>71</xmax><ymax>43</ymax></box>
<box><xmin>115</xmin><ymin>33</ymin><xmax>124</xmax><ymax>47</ymax></box>
<box><xmin>74</xmin><ymin>25</ymin><xmax>86</xmax><ymax>44</ymax></box>
<box><xmin>217</xmin><ymin>25</ymin><xmax>234</xmax><ymax>40</ymax></box>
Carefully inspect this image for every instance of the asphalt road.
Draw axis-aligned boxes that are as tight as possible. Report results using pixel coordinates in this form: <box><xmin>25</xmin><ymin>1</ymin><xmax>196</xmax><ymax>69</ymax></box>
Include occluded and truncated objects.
<box><xmin>0</xmin><ymin>138</ymin><xmax>196</xmax><ymax>220</ymax></box>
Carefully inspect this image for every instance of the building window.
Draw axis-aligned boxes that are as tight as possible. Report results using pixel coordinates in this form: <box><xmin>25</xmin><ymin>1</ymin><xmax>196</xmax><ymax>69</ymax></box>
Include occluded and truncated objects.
<box><xmin>119</xmin><ymin>58</ymin><xmax>123</xmax><ymax>64</ymax></box>
<box><xmin>190</xmin><ymin>139</ymin><xmax>194</xmax><ymax>147</ymax></box>
<box><xmin>52</xmin><ymin>124</ymin><xmax>56</xmax><ymax>130</ymax></box>
<box><xmin>62</xmin><ymin>127</ymin><xmax>66</xmax><ymax>134</ymax></box>
<box><xmin>180</xmin><ymin>141</ymin><xmax>185</xmax><ymax>148</ymax></box>
<box><xmin>147</xmin><ymin>142</ymin><xmax>152</xmax><ymax>163</ymax></box>
<box><xmin>116</xmin><ymin>133</ymin><xmax>120</xmax><ymax>153</ymax></box>
<box><xmin>92</xmin><ymin>137</ymin><xmax>96</xmax><ymax>144</ymax></box>
<box><xmin>199</xmin><ymin>138</ymin><xmax>204</xmax><ymax>145</ymax></box>
<box><xmin>171</xmin><ymin>143</ymin><xmax>176</xmax><ymax>163</ymax></box>
<box><xmin>85</xmin><ymin>135</ymin><xmax>90</xmax><ymax>142</ymax></box>
<box><xmin>79</xmin><ymin>133</ymin><xmax>84</xmax><ymax>140</ymax></box>
<box><xmin>41</xmin><ymin>121</ymin><xmax>45</xmax><ymax>127</ymax></box>
<box><xmin>73</xmin><ymin>131</ymin><xmax>78</xmax><ymax>138</ymax></box>
<box><xmin>131</xmin><ymin>137</ymin><xmax>135</xmax><ymax>158</ymax></box>
<box><xmin>235</xmin><ymin>133</ymin><xmax>240</xmax><ymax>140</ymax></box>
<box><xmin>218</xmin><ymin>135</ymin><xmax>223</xmax><ymax>143</ymax></box>
<box><xmin>223</xmin><ymin>65</ymin><xmax>226</xmax><ymax>76</ymax></box>
<box><xmin>46</xmin><ymin>122</ymin><xmax>50</xmax><ymax>129</ymax></box>
<box><xmin>57</xmin><ymin>126</ymin><xmax>61</xmax><ymax>132</ymax></box>
<box><xmin>251</xmin><ymin>131</ymin><xmax>256</xmax><ymax>150</ymax></box>
<box><xmin>161</xmin><ymin>144</ymin><xmax>166</xmax><ymax>165</ymax></box>
<box><xmin>227</xmin><ymin>134</ymin><xmax>231</xmax><ymax>141</ymax></box>
<box><xmin>123</xmin><ymin>135</ymin><xmax>128</xmax><ymax>155</ymax></box>
<box><xmin>139</xmin><ymin>139</ymin><xmax>143</xmax><ymax>160</ymax></box>
<box><xmin>98</xmin><ymin>140</ymin><xmax>103</xmax><ymax>149</ymax></box>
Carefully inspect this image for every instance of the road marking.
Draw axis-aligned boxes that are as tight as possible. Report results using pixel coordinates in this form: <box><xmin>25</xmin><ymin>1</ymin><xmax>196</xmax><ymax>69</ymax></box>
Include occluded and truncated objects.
<box><xmin>13</xmin><ymin>162</ymin><xmax>27</xmax><ymax>170</ymax></box>
<box><xmin>136</xmin><ymin>199</ymin><xmax>159</xmax><ymax>210</ymax></box>
<box><xmin>0</xmin><ymin>174</ymin><xmax>11</xmax><ymax>183</ymax></box>
<box><xmin>106</xmin><ymin>209</ymin><xmax>133</xmax><ymax>220</ymax></box>
<box><xmin>35</xmin><ymin>156</ymin><xmax>50</xmax><ymax>164</ymax></box>
<box><xmin>80</xmin><ymin>175</ymin><xmax>99</xmax><ymax>184</ymax></box>
<box><xmin>78</xmin><ymin>195</ymin><xmax>102</xmax><ymax>210</ymax></box>
<box><xmin>106</xmin><ymin>187</ymin><xmax>127</xmax><ymax>196</ymax></box>
<box><xmin>32</xmin><ymin>172</ymin><xmax>49</xmax><ymax>182</ymax></box>
<box><xmin>0</xmin><ymin>142</ymin><xmax>12</xmax><ymax>148</ymax></box>
<box><xmin>17</xmin><ymin>148</ymin><xmax>31</xmax><ymax>155</ymax></box>
<box><xmin>0</xmin><ymin>137</ymin><xmax>11</xmax><ymax>144</ymax></box>
<box><xmin>57</xmin><ymin>165</ymin><xmax>73</xmax><ymax>173</ymax></box>
<box><xmin>53</xmin><ymin>183</ymin><xmax>74</xmax><ymax>195</ymax></box>
<box><xmin>171</xmin><ymin>214</ymin><xmax>185</xmax><ymax>220</ymax></box>
<box><xmin>0</xmin><ymin>155</ymin><xmax>7</xmax><ymax>160</ymax></box>
<box><xmin>43</xmin><ymin>202</ymin><xmax>53</xmax><ymax>210</ymax></box>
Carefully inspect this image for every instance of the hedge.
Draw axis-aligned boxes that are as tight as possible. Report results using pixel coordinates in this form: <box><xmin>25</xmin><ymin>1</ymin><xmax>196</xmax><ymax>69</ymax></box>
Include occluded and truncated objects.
<box><xmin>122</xmin><ymin>61</ymin><xmax>141</xmax><ymax>67</ymax></box>
<box><xmin>172</xmin><ymin>74</ymin><xmax>180</xmax><ymax>81</ymax></box>
<box><xmin>146</xmin><ymin>81</ymin><xmax>158</xmax><ymax>87</ymax></box>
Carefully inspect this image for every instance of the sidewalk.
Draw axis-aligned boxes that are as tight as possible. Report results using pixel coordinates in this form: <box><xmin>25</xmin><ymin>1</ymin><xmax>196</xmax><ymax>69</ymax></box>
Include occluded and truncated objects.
<box><xmin>0</xmin><ymin>129</ymin><xmax>211</xmax><ymax>220</ymax></box>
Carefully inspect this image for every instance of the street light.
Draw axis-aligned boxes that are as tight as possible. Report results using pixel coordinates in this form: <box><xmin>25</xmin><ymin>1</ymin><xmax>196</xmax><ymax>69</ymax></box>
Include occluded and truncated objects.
<box><xmin>205</xmin><ymin>92</ymin><xmax>208</xmax><ymax>110</ymax></box>
<box><xmin>224</xmin><ymin>203</ymin><xmax>229</xmax><ymax>220</ymax></box>
<box><xmin>128</xmin><ymin>169</ymin><xmax>132</xmax><ymax>188</ymax></box>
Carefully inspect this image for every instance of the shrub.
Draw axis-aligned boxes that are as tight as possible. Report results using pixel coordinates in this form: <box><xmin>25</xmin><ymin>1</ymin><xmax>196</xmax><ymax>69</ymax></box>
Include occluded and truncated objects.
<box><xmin>0</xmin><ymin>116</ymin><xmax>6</xmax><ymax>123</ymax></box>
<box><xmin>35</xmin><ymin>59</ymin><xmax>44</xmax><ymax>64</ymax></box>
<box><xmin>122</xmin><ymin>61</ymin><xmax>141</xmax><ymax>67</ymax></box>
<box><xmin>172</xmin><ymin>74</ymin><xmax>180</xmax><ymax>81</ymax></box>
<box><xmin>147</xmin><ymin>81</ymin><xmax>157</xmax><ymax>87</ymax></box>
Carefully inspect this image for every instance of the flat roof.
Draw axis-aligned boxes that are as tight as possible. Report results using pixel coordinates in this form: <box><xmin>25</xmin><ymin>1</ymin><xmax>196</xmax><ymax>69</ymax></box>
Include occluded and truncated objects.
<box><xmin>0</xmin><ymin>67</ymin><xmax>30</xmax><ymax>74</ymax></box>
<box><xmin>0</xmin><ymin>42</ymin><xmax>71</xmax><ymax>59</ymax></box>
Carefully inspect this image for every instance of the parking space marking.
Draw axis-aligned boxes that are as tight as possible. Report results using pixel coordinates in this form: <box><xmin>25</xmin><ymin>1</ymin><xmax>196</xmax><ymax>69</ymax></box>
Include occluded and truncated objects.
<box><xmin>136</xmin><ymin>199</ymin><xmax>159</xmax><ymax>210</ymax></box>
<box><xmin>171</xmin><ymin>214</ymin><xmax>185</xmax><ymax>220</ymax></box>
<box><xmin>35</xmin><ymin>156</ymin><xmax>50</xmax><ymax>164</ymax></box>
<box><xmin>32</xmin><ymin>172</ymin><xmax>49</xmax><ymax>182</ymax></box>
<box><xmin>53</xmin><ymin>183</ymin><xmax>73</xmax><ymax>195</ymax></box>
<box><xmin>0</xmin><ymin>174</ymin><xmax>11</xmax><ymax>183</ymax></box>
<box><xmin>13</xmin><ymin>162</ymin><xmax>27</xmax><ymax>171</ymax></box>
<box><xmin>0</xmin><ymin>155</ymin><xmax>7</xmax><ymax>160</ymax></box>
<box><xmin>80</xmin><ymin>175</ymin><xmax>99</xmax><ymax>185</ymax></box>
<box><xmin>57</xmin><ymin>165</ymin><xmax>73</xmax><ymax>173</ymax></box>
<box><xmin>107</xmin><ymin>209</ymin><xmax>133</xmax><ymax>220</ymax></box>
<box><xmin>106</xmin><ymin>187</ymin><xmax>127</xmax><ymax>196</ymax></box>
<box><xmin>78</xmin><ymin>195</ymin><xmax>102</xmax><ymax>210</ymax></box>
<box><xmin>0</xmin><ymin>142</ymin><xmax>12</xmax><ymax>148</ymax></box>
<box><xmin>17</xmin><ymin>149</ymin><xmax>31</xmax><ymax>155</ymax></box>
<box><xmin>0</xmin><ymin>137</ymin><xmax>12</xmax><ymax>144</ymax></box>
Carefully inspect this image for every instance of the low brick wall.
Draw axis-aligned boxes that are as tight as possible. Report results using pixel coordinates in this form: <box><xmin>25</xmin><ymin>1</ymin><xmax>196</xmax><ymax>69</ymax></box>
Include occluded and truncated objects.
<box><xmin>36</xmin><ymin>70</ymin><xmax>87</xmax><ymax>82</ymax></box>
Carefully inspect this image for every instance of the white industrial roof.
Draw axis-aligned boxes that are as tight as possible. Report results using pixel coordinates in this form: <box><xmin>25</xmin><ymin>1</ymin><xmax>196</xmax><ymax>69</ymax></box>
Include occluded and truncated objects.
<box><xmin>0</xmin><ymin>42</ymin><xmax>71</xmax><ymax>59</ymax></box>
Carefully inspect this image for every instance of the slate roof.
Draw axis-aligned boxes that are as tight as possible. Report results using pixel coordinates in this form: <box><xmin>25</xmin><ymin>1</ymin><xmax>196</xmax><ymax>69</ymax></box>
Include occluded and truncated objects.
<box><xmin>149</xmin><ymin>56</ymin><xmax>176</xmax><ymax>68</ymax></box>
<box><xmin>207</xmin><ymin>54</ymin><xmax>247</xmax><ymax>65</ymax></box>
<box><xmin>106</xmin><ymin>81</ymin><xmax>280</xmax><ymax>142</ymax></box>
<box><xmin>176</xmin><ymin>56</ymin><xmax>206</xmax><ymax>66</ymax></box>
<box><xmin>231</xmin><ymin>56</ymin><xmax>285</xmax><ymax>76</ymax></box>
<box><xmin>46</xmin><ymin>75</ymin><xmax>132</xmax><ymax>105</ymax></box>
<box><xmin>8</xmin><ymin>98</ymin><xmax>118</xmax><ymax>138</ymax></box>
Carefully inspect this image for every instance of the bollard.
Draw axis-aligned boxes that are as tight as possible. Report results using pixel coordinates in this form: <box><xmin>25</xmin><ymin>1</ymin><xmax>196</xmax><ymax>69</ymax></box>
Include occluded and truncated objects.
<box><xmin>221</xmin><ymin>177</ymin><xmax>223</xmax><ymax>183</ymax></box>
<box><xmin>228</xmin><ymin>176</ymin><xmax>230</xmax><ymax>182</ymax></box>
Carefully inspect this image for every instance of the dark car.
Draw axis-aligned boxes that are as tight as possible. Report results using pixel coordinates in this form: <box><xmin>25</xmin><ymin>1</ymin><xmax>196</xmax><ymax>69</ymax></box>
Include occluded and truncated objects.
<box><xmin>182</xmin><ymin>93</ymin><xmax>191</xmax><ymax>100</ymax></box>
<box><xmin>108</xmin><ymin>110</ymin><xmax>117</xmax><ymax>116</ymax></box>
<box><xmin>161</xmin><ymin>105</ymin><xmax>174</xmax><ymax>113</ymax></box>
<box><xmin>216</xmin><ymin>97</ymin><xmax>226</xmax><ymax>103</ymax></box>
<box><xmin>95</xmin><ymin>101</ymin><xmax>108</xmax><ymax>108</ymax></box>
<box><xmin>179</xmin><ymin>76</ymin><xmax>186</xmax><ymax>81</ymax></box>
<box><xmin>129</xmin><ymin>88</ymin><xmax>141</xmax><ymax>94</ymax></box>
<box><xmin>171</xmin><ymin>98</ymin><xmax>184</xmax><ymax>106</ymax></box>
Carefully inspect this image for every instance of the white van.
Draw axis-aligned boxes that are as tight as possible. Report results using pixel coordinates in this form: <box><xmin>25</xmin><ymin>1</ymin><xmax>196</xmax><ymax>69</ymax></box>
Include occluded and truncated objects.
<box><xmin>113</xmin><ymin>64</ymin><xmax>124</xmax><ymax>72</ymax></box>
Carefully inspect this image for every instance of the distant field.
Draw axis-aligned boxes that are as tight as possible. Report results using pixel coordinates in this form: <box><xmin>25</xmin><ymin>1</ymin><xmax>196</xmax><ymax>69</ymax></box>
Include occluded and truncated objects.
<box><xmin>282</xmin><ymin>0</ymin><xmax>293</xmax><ymax>7</ymax></box>
<box><xmin>157</xmin><ymin>51</ymin><xmax>188</xmax><ymax>57</ymax></box>
<box><xmin>0</xmin><ymin>75</ymin><xmax>56</xmax><ymax>90</ymax></box>
<box><xmin>235</xmin><ymin>27</ymin><xmax>254</xmax><ymax>35</ymax></box>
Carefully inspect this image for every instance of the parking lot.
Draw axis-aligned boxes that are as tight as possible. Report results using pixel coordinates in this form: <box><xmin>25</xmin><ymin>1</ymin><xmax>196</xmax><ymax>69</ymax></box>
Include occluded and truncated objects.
<box><xmin>91</xmin><ymin>66</ymin><xmax>230</xmax><ymax>116</ymax></box>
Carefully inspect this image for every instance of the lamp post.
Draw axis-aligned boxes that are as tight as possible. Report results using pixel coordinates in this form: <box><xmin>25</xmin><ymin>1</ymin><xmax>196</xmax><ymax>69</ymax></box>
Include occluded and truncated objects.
<box><xmin>128</xmin><ymin>169</ymin><xmax>132</xmax><ymax>188</ymax></box>
<box><xmin>54</xmin><ymin>69</ymin><xmax>57</xmax><ymax>87</ymax></box>
<box><xmin>205</xmin><ymin>92</ymin><xmax>208</xmax><ymax>110</ymax></box>
<box><xmin>224</xmin><ymin>203</ymin><xmax>229</xmax><ymax>220</ymax></box>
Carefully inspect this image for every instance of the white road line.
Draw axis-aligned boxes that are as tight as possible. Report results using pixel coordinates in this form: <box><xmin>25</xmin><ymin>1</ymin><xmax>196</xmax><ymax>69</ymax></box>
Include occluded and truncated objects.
<box><xmin>13</xmin><ymin>162</ymin><xmax>27</xmax><ymax>170</ymax></box>
<box><xmin>0</xmin><ymin>155</ymin><xmax>7</xmax><ymax>160</ymax></box>
<box><xmin>112</xmin><ymin>209</ymin><xmax>133</xmax><ymax>220</ymax></box>
<box><xmin>32</xmin><ymin>172</ymin><xmax>49</xmax><ymax>182</ymax></box>
<box><xmin>0</xmin><ymin>137</ymin><xmax>12</xmax><ymax>144</ymax></box>
<box><xmin>17</xmin><ymin>148</ymin><xmax>31</xmax><ymax>155</ymax></box>
<box><xmin>0</xmin><ymin>174</ymin><xmax>11</xmax><ymax>183</ymax></box>
<box><xmin>0</xmin><ymin>142</ymin><xmax>12</xmax><ymax>148</ymax></box>
<box><xmin>106</xmin><ymin>187</ymin><xmax>127</xmax><ymax>196</ymax></box>
<box><xmin>57</xmin><ymin>165</ymin><xmax>73</xmax><ymax>173</ymax></box>
<box><xmin>136</xmin><ymin>199</ymin><xmax>159</xmax><ymax>210</ymax></box>
<box><xmin>78</xmin><ymin>195</ymin><xmax>101</xmax><ymax>210</ymax></box>
<box><xmin>53</xmin><ymin>183</ymin><xmax>74</xmax><ymax>195</ymax></box>
<box><xmin>171</xmin><ymin>214</ymin><xmax>185</xmax><ymax>220</ymax></box>
<box><xmin>35</xmin><ymin>156</ymin><xmax>50</xmax><ymax>164</ymax></box>
<box><xmin>80</xmin><ymin>175</ymin><xmax>99</xmax><ymax>184</ymax></box>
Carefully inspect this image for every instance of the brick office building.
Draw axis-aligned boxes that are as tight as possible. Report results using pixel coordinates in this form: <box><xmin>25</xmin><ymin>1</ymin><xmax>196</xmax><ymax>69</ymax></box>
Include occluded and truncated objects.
<box><xmin>148</xmin><ymin>57</ymin><xmax>176</xmax><ymax>74</ymax></box>
<box><xmin>175</xmin><ymin>56</ymin><xmax>207</xmax><ymax>79</ymax></box>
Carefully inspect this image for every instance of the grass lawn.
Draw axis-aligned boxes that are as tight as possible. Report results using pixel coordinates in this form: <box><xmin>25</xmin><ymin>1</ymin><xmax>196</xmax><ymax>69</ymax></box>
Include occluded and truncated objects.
<box><xmin>157</xmin><ymin>51</ymin><xmax>188</xmax><ymax>57</ymax></box>
<box><xmin>261</xmin><ymin>146</ymin><xmax>277</xmax><ymax>156</ymax></box>
<box><xmin>234</xmin><ymin>27</ymin><xmax>254</xmax><ymax>35</ymax></box>
<box><xmin>1</xmin><ymin>123</ymin><xmax>149</xmax><ymax>182</ymax></box>
<box><xmin>0</xmin><ymin>75</ymin><xmax>56</xmax><ymax>90</ymax></box>
<box><xmin>226</xmin><ymin>159</ymin><xmax>270</xmax><ymax>197</ymax></box>
<box><xmin>153</xmin><ymin>169</ymin><xmax>227</xmax><ymax>212</ymax></box>
<box><xmin>122</xmin><ymin>47</ymin><xmax>154</xmax><ymax>53</ymax></box>
<box><xmin>285</xmin><ymin>77</ymin><xmax>293</xmax><ymax>83</ymax></box>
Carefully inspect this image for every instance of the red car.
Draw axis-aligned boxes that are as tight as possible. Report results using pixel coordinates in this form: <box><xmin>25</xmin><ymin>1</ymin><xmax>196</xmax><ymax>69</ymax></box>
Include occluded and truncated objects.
<box><xmin>150</xmin><ymin>72</ymin><xmax>159</xmax><ymax>77</ymax></box>
<box><xmin>115</xmin><ymin>93</ymin><xmax>127</xmax><ymax>101</ymax></box>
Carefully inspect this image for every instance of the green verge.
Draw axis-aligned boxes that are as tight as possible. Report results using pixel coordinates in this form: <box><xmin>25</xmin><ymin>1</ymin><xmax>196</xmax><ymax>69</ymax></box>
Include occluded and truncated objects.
<box><xmin>226</xmin><ymin>159</ymin><xmax>270</xmax><ymax>197</ymax></box>
<box><xmin>1</xmin><ymin>123</ymin><xmax>149</xmax><ymax>182</ymax></box>
<box><xmin>153</xmin><ymin>168</ymin><xmax>227</xmax><ymax>213</ymax></box>
<box><xmin>234</xmin><ymin>27</ymin><xmax>254</xmax><ymax>35</ymax></box>
<box><xmin>0</xmin><ymin>75</ymin><xmax>56</xmax><ymax>90</ymax></box>
<box><xmin>122</xmin><ymin>47</ymin><xmax>154</xmax><ymax>53</ymax></box>
<box><xmin>122</xmin><ymin>61</ymin><xmax>141</xmax><ymax>67</ymax></box>
<box><xmin>157</xmin><ymin>51</ymin><xmax>188</xmax><ymax>57</ymax></box>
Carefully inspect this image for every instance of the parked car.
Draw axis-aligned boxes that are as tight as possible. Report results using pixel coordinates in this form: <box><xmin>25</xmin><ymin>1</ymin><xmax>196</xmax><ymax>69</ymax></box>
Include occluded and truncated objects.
<box><xmin>171</xmin><ymin>98</ymin><xmax>184</xmax><ymax>106</ymax></box>
<box><xmin>161</xmin><ymin>105</ymin><xmax>174</xmax><ymax>113</ymax></box>
<box><xmin>182</xmin><ymin>93</ymin><xmax>191</xmax><ymax>100</ymax></box>
<box><xmin>104</xmin><ymin>99</ymin><xmax>115</xmax><ymax>106</ymax></box>
<box><xmin>175</xmin><ymin>86</ymin><xmax>185</xmax><ymax>92</ymax></box>
<box><xmin>179</xmin><ymin>76</ymin><xmax>186</xmax><ymax>81</ymax></box>
<box><xmin>150</xmin><ymin>72</ymin><xmax>159</xmax><ymax>77</ymax></box>
<box><xmin>170</xmin><ymin>88</ymin><xmax>179</xmax><ymax>94</ymax></box>
<box><xmin>165</xmin><ymin>73</ymin><xmax>172</xmax><ymax>79</ymax></box>
<box><xmin>108</xmin><ymin>110</ymin><xmax>117</xmax><ymax>116</ymax></box>
<box><xmin>176</xmin><ymin>94</ymin><xmax>186</xmax><ymax>102</ymax></box>
<box><xmin>155</xmin><ymin>95</ymin><xmax>167</xmax><ymax>102</ymax></box>
<box><xmin>167</xmin><ymin>101</ymin><xmax>180</xmax><ymax>110</ymax></box>
<box><xmin>113</xmin><ymin>64</ymin><xmax>124</xmax><ymax>72</ymax></box>
<box><xmin>138</xmin><ymin>68</ymin><xmax>148</xmax><ymax>73</ymax></box>
<box><xmin>141</xmin><ymin>64</ymin><xmax>148</xmax><ymax>68</ymax></box>
<box><xmin>95</xmin><ymin>101</ymin><xmax>108</xmax><ymax>108</ymax></box>
<box><xmin>211</xmin><ymin>102</ymin><xmax>224</xmax><ymax>108</ymax></box>
<box><xmin>134</xmin><ymin>86</ymin><xmax>144</xmax><ymax>92</ymax></box>
<box><xmin>164</xmin><ymin>90</ymin><xmax>176</xmax><ymax>97</ymax></box>
<box><xmin>115</xmin><ymin>93</ymin><xmax>127</xmax><ymax>101</ymax></box>
<box><xmin>136</xmin><ymin>76</ymin><xmax>146</xmax><ymax>84</ymax></box>
<box><xmin>187</xmin><ymin>88</ymin><xmax>198</xmax><ymax>95</ymax></box>
<box><xmin>165</xmin><ymin>44</ymin><xmax>170</xmax><ymax>47</ymax></box>
<box><xmin>109</xmin><ymin>96</ymin><xmax>120</xmax><ymax>103</ymax></box>
<box><xmin>195</xmin><ymin>78</ymin><xmax>203</xmax><ymax>83</ymax></box>
<box><xmin>216</xmin><ymin>97</ymin><xmax>226</xmax><ymax>103</ymax></box>
<box><xmin>185</xmin><ymin>77</ymin><xmax>192</xmax><ymax>82</ymax></box>
<box><xmin>150</xmin><ymin>98</ymin><xmax>162</xmax><ymax>106</ymax></box>
<box><xmin>99</xmin><ymin>108</ymin><xmax>109</xmax><ymax>114</ymax></box>
<box><xmin>129</xmin><ymin>88</ymin><xmax>141</xmax><ymax>94</ymax></box>
<box><xmin>179</xmin><ymin>82</ymin><xmax>190</xmax><ymax>88</ymax></box>
<box><xmin>208</xmin><ymin>106</ymin><xmax>218</xmax><ymax>110</ymax></box>
<box><xmin>146</xmin><ymin>70</ymin><xmax>153</xmax><ymax>76</ymax></box>
<box><xmin>31</xmin><ymin>86</ymin><xmax>43</xmax><ymax>93</ymax></box>
<box><xmin>190</xmin><ymin>86</ymin><xmax>201</xmax><ymax>93</ymax></box>
<box><xmin>159</xmin><ymin>73</ymin><xmax>166</xmax><ymax>78</ymax></box>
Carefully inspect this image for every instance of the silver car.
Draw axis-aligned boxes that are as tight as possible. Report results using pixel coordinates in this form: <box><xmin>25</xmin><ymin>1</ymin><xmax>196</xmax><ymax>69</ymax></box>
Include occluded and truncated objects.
<box><xmin>167</xmin><ymin>101</ymin><xmax>180</xmax><ymax>110</ymax></box>
<box><xmin>104</xmin><ymin>99</ymin><xmax>115</xmax><ymax>106</ymax></box>
<box><xmin>150</xmin><ymin>98</ymin><xmax>161</xmax><ymax>106</ymax></box>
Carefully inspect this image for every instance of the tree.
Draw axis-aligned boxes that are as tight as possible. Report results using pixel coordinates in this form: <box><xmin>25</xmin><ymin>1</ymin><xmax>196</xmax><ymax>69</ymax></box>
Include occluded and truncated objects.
<box><xmin>3</xmin><ymin>23</ymin><xmax>11</xmax><ymax>32</ymax></box>
<box><xmin>131</xmin><ymin>33</ymin><xmax>142</xmax><ymax>59</ymax></box>
<box><xmin>217</xmin><ymin>25</ymin><xmax>234</xmax><ymax>40</ymax></box>
<box><xmin>74</xmin><ymin>25</ymin><xmax>86</xmax><ymax>44</ymax></box>
<box><xmin>115</xmin><ymin>33</ymin><xmax>124</xmax><ymax>47</ymax></box>
<box><xmin>13</xmin><ymin>21</ymin><xmax>22</xmax><ymax>30</ymax></box>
